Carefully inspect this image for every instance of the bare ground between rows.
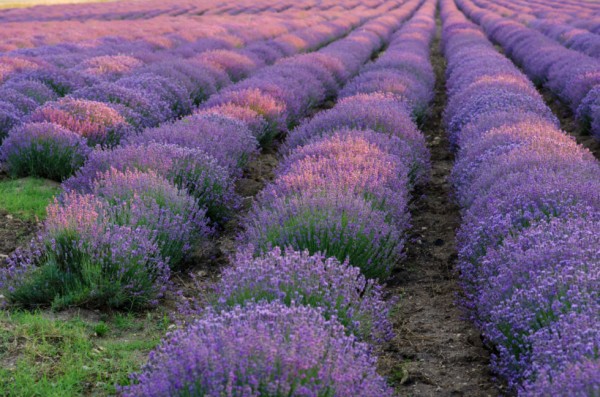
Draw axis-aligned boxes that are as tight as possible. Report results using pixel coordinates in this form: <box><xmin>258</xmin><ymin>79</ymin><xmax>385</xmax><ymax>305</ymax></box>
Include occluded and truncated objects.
<box><xmin>378</xmin><ymin>16</ymin><xmax>506</xmax><ymax>397</ymax></box>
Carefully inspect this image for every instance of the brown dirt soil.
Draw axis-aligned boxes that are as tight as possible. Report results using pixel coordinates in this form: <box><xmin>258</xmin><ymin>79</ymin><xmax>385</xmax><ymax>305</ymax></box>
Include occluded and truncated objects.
<box><xmin>378</xmin><ymin>16</ymin><xmax>507</xmax><ymax>397</ymax></box>
<box><xmin>0</xmin><ymin>211</ymin><xmax>36</xmax><ymax>260</ymax></box>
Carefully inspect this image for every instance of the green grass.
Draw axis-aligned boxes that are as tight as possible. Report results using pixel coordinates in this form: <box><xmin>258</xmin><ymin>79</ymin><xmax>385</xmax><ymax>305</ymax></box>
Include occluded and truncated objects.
<box><xmin>0</xmin><ymin>177</ymin><xmax>61</xmax><ymax>221</ymax></box>
<box><xmin>0</xmin><ymin>310</ymin><xmax>169</xmax><ymax>396</ymax></box>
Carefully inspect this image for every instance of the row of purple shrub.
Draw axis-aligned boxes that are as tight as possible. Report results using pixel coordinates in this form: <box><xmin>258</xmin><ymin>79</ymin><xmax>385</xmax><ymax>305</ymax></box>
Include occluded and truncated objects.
<box><xmin>453</xmin><ymin>0</ymin><xmax>600</xmax><ymax>141</ymax></box>
<box><xmin>120</xmin><ymin>1</ymin><xmax>438</xmax><ymax>395</ymax></box>
<box><xmin>0</xmin><ymin>1</ymin><xmax>404</xmax><ymax>311</ymax></box>
<box><xmin>0</xmin><ymin>7</ymin><xmax>383</xmax><ymax>149</ymax></box>
<box><xmin>441</xmin><ymin>0</ymin><xmax>600</xmax><ymax>395</ymax></box>
<box><xmin>0</xmin><ymin>9</ymin><xmax>385</xmax><ymax>183</ymax></box>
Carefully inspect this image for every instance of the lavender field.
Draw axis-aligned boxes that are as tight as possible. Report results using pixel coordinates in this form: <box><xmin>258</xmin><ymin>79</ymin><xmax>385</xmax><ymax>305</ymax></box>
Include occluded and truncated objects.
<box><xmin>0</xmin><ymin>0</ymin><xmax>598</xmax><ymax>395</ymax></box>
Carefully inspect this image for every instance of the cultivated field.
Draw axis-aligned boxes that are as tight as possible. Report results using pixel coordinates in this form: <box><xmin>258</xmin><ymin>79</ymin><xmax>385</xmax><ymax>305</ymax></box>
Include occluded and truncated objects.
<box><xmin>0</xmin><ymin>0</ymin><xmax>598</xmax><ymax>396</ymax></box>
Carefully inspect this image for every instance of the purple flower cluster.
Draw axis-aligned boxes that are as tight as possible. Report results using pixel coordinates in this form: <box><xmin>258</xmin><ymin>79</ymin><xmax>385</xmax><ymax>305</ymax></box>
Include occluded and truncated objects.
<box><xmin>28</xmin><ymin>97</ymin><xmax>132</xmax><ymax>147</ymax></box>
<box><xmin>126</xmin><ymin>113</ymin><xmax>259</xmax><ymax>176</ymax></box>
<box><xmin>63</xmin><ymin>143</ymin><xmax>239</xmax><ymax>223</ymax></box>
<box><xmin>1</xmin><ymin>193</ymin><xmax>170</xmax><ymax>309</ymax></box>
<box><xmin>90</xmin><ymin>168</ymin><xmax>211</xmax><ymax>266</ymax></box>
<box><xmin>455</xmin><ymin>0</ymin><xmax>600</xmax><ymax>141</ymax></box>
<box><xmin>212</xmin><ymin>247</ymin><xmax>394</xmax><ymax>344</ymax></box>
<box><xmin>0</xmin><ymin>122</ymin><xmax>90</xmax><ymax>181</ymax></box>
<box><xmin>122</xmin><ymin>302</ymin><xmax>393</xmax><ymax>397</ymax></box>
<box><xmin>441</xmin><ymin>0</ymin><xmax>600</xmax><ymax>392</ymax></box>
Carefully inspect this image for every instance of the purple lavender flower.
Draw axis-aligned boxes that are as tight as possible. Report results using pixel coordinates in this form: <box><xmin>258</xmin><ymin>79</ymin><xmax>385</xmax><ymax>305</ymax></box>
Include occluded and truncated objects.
<box><xmin>121</xmin><ymin>302</ymin><xmax>393</xmax><ymax>397</ymax></box>
<box><xmin>1</xmin><ymin>193</ymin><xmax>170</xmax><ymax>309</ymax></box>
<box><xmin>210</xmin><ymin>247</ymin><xmax>394</xmax><ymax>343</ymax></box>
<box><xmin>0</xmin><ymin>122</ymin><xmax>90</xmax><ymax>181</ymax></box>
<box><xmin>286</xmin><ymin>93</ymin><xmax>430</xmax><ymax>186</ymax></box>
<box><xmin>126</xmin><ymin>113</ymin><xmax>258</xmax><ymax>175</ymax></box>
<box><xmin>241</xmin><ymin>189</ymin><xmax>405</xmax><ymax>279</ymax></box>
<box><xmin>63</xmin><ymin>143</ymin><xmax>239</xmax><ymax>223</ymax></box>
<box><xmin>91</xmin><ymin>168</ymin><xmax>211</xmax><ymax>266</ymax></box>
<box><xmin>116</xmin><ymin>72</ymin><xmax>192</xmax><ymax>118</ymax></box>
<box><xmin>0</xmin><ymin>101</ymin><xmax>22</xmax><ymax>142</ymax></box>
<box><xmin>195</xmin><ymin>103</ymin><xmax>268</xmax><ymax>140</ymax></box>
<box><xmin>263</xmin><ymin>130</ymin><xmax>411</xmax><ymax>225</ymax></box>
<box><xmin>523</xmin><ymin>360</ymin><xmax>600</xmax><ymax>397</ymax></box>
<box><xmin>72</xmin><ymin>82</ymin><xmax>171</xmax><ymax>128</ymax></box>
<box><xmin>3</xmin><ymin>79</ymin><xmax>58</xmax><ymax>105</ymax></box>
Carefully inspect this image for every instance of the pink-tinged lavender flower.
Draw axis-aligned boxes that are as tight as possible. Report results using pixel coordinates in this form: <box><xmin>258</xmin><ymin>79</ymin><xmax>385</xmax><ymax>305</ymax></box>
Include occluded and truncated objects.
<box><xmin>340</xmin><ymin>68</ymin><xmax>433</xmax><ymax>118</ymax></box>
<box><xmin>63</xmin><ymin>143</ymin><xmax>239</xmax><ymax>224</ymax></box>
<box><xmin>72</xmin><ymin>82</ymin><xmax>171</xmax><ymax>128</ymax></box>
<box><xmin>126</xmin><ymin>113</ymin><xmax>258</xmax><ymax>175</ymax></box>
<box><xmin>78</xmin><ymin>55</ymin><xmax>142</xmax><ymax>80</ymax></box>
<box><xmin>193</xmin><ymin>49</ymin><xmax>261</xmax><ymax>81</ymax></box>
<box><xmin>210</xmin><ymin>247</ymin><xmax>394</xmax><ymax>344</ymax></box>
<box><xmin>195</xmin><ymin>103</ymin><xmax>268</xmax><ymax>140</ymax></box>
<box><xmin>1</xmin><ymin>193</ymin><xmax>170</xmax><ymax>309</ymax></box>
<box><xmin>203</xmin><ymin>87</ymin><xmax>287</xmax><ymax>145</ymax></box>
<box><xmin>28</xmin><ymin>98</ymin><xmax>132</xmax><ymax>147</ymax></box>
<box><xmin>0</xmin><ymin>122</ymin><xmax>90</xmax><ymax>181</ymax></box>
<box><xmin>263</xmin><ymin>131</ymin><xmax>410</xmax><ymax>225</ymax></box>
<box><xmin>117</xmin><ymin>72</ymin><xmax>192</xmax><ymax>118</ymax></box>
<box><xmin>121</xmin><ymin>302</ymin><xmax>393</xmax><ymax>397</ymax></box>
<box><xmin>286</xmin><ymin>93</ymin><xmax>430</xmax><ymax>186</ymax></box>
<box><xmin>0</xmin><ymin>101</ymin><xmax>22</xmax><ymax>141</ymax></box>
<box><xmin>3</xmin><ymin>79</ymin><xmax>58</xmax><ymax>105</ymax></box>
<box><xmin>451</xmin><ymin>121</ymin><xmax>595</xmax><ymax>208</ymax></box>
<box><xmin>91</xmin><ymin>168</ymin><xmax>211</xmax><ymax>266</ymax></box>
<box><xmin>241</xmin><ymin>190</ymin><xmax>405</xmax><ymax>279</ymax></box>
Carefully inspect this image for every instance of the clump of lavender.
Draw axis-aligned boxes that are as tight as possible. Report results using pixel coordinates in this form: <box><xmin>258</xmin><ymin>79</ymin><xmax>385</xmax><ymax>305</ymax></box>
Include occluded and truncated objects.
<box><xmin>3</xmin><ymin>79</ymin><xmax>58</xmax><ymax>105</ymax></box>
<box><xmin>0</xmin><ymin>101</ymin><xmax>22</xmax><ymax>142</ymax></box>
<box><xmin>286</xmin><ymin>93</ymin><xmax>430</xmax><ymax>186</ymax></box>
<box><xmin>72</xmin><ymin>82</ymin><xmax>171</xmax><ymax>128</ymax></box>
<box><xmin>208</xmin><ymin>247</ymin><xmax>394</xmax><ymax>344</ymax></box>
<box><xmin>28</xmin><ymin>97</ymin><xmax>132</xmax><ymax>147</ymax></box>
<box><xmin>126</xmin><ymin>113</ymin><xmax>258</xmax><ymax>175</ymax></box>
<box><xmin>63</xmin><ymin>143</ymin><xmax>238</xmax><ymax>224</ymax></box>
<box><xmin>1</xmin><ymin>193</ymin><xmax>170</xmax><ymax>310</ymax></box>
<box><xmin>195</xmin><ymin>103</ymin><xmax>268</xmax><ymax>141</ymax></box>
<box><xmin>241</xmin><ymin>190</ymin><xmax>405</xmax><ymax>279</ymax></box>
<box><xmin>0</xmin><ymin>122</ymin><xmax>90</xmax><ymax>181</ymax></box>
<box><xmin>91</xmin><ymin>168</ymin><xmax>211</xmax><ymax>266</ymax></box>
<box><xmin>203</xmin><ymin>87</ymin><xmax>288</xmax><ymax>145</ymax></box>
<box><xmin>263</xmin><ymin>131</ymin><xmax>410</xmax><ymax>225</ymax></box>
<box><xmin>121</xmin><ymin>302</ymin><xmax>393</xmax><ymax>397</ymax></box>
<box><xmin>116</xmin><ymin>72</ymin><xmax>192</xmax><ymax>118</ymax></box>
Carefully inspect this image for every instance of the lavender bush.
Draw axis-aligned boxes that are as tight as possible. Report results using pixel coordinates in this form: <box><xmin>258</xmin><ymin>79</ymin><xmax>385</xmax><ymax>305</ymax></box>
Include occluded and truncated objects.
<box><xmin>211</xmin><ymin>247</ymin><xmax>394</xmax><ymax>343</ymax></box>
<box><xmin>0</xmin><ymin>122</ymin><xmax>90</xmax><ymax>181</ymax></box>
<box><xmin>91</xmin><ymin>168</ymin><xmax>211</xmax><ymax>266</ymax></box>
<box><xmin>121</xmin><ymin>302</ymin><xmax>393</xmax><ymax>397</ymax></box>
<box><xmin>63</xmin><ymin>143</ymin><xmax>239</xmax><ymax>223</ymax></box>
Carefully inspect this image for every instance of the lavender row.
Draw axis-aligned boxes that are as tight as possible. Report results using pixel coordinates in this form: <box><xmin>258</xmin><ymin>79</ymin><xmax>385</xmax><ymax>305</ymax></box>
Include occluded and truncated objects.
<box><xmin>441</xmin><ymin>0</ymin><xmax>600</xmax><ymax>395</ymax></box>
<box><xmin>454</xmin><ymin>0</ymin><xmax>600</xmax><ymax>141</ymax></box>
<box><xmin>118</xmin><ymin>2</ymin><xmax>437</xmax><ymax>395</ymax></box>
<box><xmin>468</xmin><ymin>0</ymin><xmax>600</xmax><ymax>59</ymax></box>
<box><xmin>0</xmin><ymin>10</ymin><xmax>365</xmax><ymax>142</ymax></box>
<box><xmin>0</xmin><ymin>8</ymin><xmax>390</xmax><ymax>185</ymax></box>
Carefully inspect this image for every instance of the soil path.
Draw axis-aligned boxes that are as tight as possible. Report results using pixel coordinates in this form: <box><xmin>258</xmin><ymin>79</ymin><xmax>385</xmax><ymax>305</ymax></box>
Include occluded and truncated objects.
<box><xmin>380</xmin><ymin>14</ymin><xmax>506</xmax><ymax>397</ymax></box>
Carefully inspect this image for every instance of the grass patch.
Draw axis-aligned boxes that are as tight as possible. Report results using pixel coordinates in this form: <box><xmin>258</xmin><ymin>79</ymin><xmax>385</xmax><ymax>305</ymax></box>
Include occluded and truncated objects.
<box><xmin>0</xmin><ymin>177</ymin><xmax>61</xmax><ymax>221</ymax></box>
<box><xmin>0</xmin><ymin>309</ymin><xmax>169</xmax><ymax>396</ymax></box>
